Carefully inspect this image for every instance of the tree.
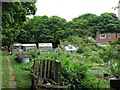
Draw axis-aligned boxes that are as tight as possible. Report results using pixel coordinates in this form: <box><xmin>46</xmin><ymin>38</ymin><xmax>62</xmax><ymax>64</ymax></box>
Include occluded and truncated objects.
<box><xmin>20</xmin><ymin>16</ymin><xmax>67</xmax><ymax>48</ymax></box>
<box><xmin>89</xmin><ymin>13</ymin><xmax>120</xmax><ymax>37</ymax></box>
<box><xmin>27</xmin><ymin>16</ymin><xmax>53</xmax><ymax>43</ymax></box>
<box><xmin>72</xmin><ymin>13</ymin><xmax>97</xmax><ymax>22</ymax></box>
<box><xmin>48</xmin><ymin>16</ymin><xmax>67</xmax><ymax>47</ymax></box>
<box><xmin>2</xmin><ymin>2</ymin><xmax>37</xmax><ymax>46</ymax></box>
<box><xmin>66</xmin><ymin>13</ymin><xmax>97</xmax><ymax>38</ymax></box>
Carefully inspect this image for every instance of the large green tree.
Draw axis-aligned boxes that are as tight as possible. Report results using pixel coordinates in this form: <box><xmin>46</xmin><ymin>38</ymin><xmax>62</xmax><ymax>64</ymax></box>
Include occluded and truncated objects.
<box><xmin>89</xmin><ymin>12</ymin><xmax>120</xmax><ymax>37</ymax></box>
<box><xmin>2</xmin><ymin>2</ymin><xmax>37</xmax><ymax>47</ymax></box>
<box><xmin>22</xmin><ymin>16</ymin><xmax>67</xmax><ymax>48</ymax></box>
<box><xmin>48</xmin><ymin>16</ymin><xmax>67</xmax><ymax>47</ymax></box>
<box><xmin>24</xmin><ymin>16</ymin><xmax>53</xmax><ymax>44</ymax></box>
<box><xmin>66</xmin><ymin>13</ymin><xmax>98</xmax><ymax>38</ymax></box>
<box><xmin>72</xmin><ymin>13</ymin><xmax>97</xmax><ymax>22</ymax></box>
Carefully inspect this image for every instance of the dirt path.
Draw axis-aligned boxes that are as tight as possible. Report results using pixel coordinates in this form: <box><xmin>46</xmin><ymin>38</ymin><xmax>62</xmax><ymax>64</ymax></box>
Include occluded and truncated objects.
<box><xmin>7</xmin><ymin>57</ymin><xmax>17</xmax><ymax>88</ymax></box>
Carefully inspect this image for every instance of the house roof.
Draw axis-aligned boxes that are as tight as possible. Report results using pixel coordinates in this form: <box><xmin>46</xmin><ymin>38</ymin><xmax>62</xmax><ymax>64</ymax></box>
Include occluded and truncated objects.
<box><xmin>38</xmin><ymin>43</ymin><xmax>52</xmax><ymax>47</ymax></box>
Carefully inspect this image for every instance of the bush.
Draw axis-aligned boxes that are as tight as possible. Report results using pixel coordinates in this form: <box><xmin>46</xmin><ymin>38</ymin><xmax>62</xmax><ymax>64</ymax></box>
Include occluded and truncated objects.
<box><xmin>81</xmin><ymin>74</ymin><xmax>110</xmax><ymax>89</ymax></box>
<box><xmin>86</xmin><ymin>56</ymin><xmax>103</xmax><ymax>63</ymax></box>
<box><xmin>31</xmin><ymin>52</ymin><xmax>38</xmax><ymax>58</ymax></box>
<box><xmin>112</xmin><ymin>61</ymin><xmax>120</xmax><ymax>77</ymax></box>
<box><xmin>77</xmin><ymin>47</ymin><xmax>84</xmax><ymax>54</ymax></box>
<box><xmin>61</xmin><ymin>60</ymin><xmax>89</xmax><ymax>89</ymax></box>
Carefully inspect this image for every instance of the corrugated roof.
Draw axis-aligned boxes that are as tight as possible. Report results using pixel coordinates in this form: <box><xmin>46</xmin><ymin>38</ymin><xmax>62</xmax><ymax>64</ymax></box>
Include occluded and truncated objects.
<box><xmin>21</xmin><ymin>44</ymin><xmax>36</xmax><ymax>47</ymax></box>
<box><xmin>38</xmin><ymin>43</ymin><xmax>52</xmax><ymax>47</ymax></box>
<box><xmin>13</xmin><ymin>43</ymin><xmax>22</xmax><ymax>46</ymax></box>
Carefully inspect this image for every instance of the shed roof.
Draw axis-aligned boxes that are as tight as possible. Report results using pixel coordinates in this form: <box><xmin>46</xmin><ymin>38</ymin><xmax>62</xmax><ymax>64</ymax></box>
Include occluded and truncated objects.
<box><xmin>38</xmin><ymin>43</ymin><xmax>52</xmax><ymax>47</ymax></box>
<box><xmin>13</xmin><ymin>43</ymin><xmax>22</xmax><ymax>46</ymax></box>
<box><xmin>21</xmin><ymin>44</ymin><xmax>36</xmax><ymax>47</ymax></box>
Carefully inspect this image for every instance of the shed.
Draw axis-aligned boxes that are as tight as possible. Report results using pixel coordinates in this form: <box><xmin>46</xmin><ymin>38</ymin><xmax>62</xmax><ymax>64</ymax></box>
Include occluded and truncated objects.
<box><xmin>21</xmin><ymin>44</ymin><xmax>37</xmax><ymax>52</ymax></box>
<box><xmin>12</xmin><ymin>43</ymin><xmax>22</xmax><ymax>50</ymax></box>
<box><xmin>38</xmin><ymin>43</ymin><xmax>53</xmax><ymax>52</ymax></box>
<box><xmin>12</xmin><ymin>43</ymin><xmax>22</xmax><ymax>54</ymax></box>
<box><xmin>64</xmin><ymin>45</ymin><xmax>78</xmax><ymax>54</ymax></box>
<box><xmin>13</xmin><ymin>43</ymin><xmax>22</xmax><ymax>47</ymax></box>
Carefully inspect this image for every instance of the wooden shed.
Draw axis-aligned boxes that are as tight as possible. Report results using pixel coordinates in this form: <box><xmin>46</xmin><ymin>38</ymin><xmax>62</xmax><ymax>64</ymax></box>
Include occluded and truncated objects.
<box><xmin>21</xmin><ymin>44</ymin><xmax>37</xmax><ymax>52</ymax></box>
<box><xmin>38</xmin><ymin>43</ymin><xmax>53</xmax><ymax>53</ymax></box>
<box><xmin>11</xmin><ymin>43</ymin><xmax>23</xmax><ymax>54</ymax></box>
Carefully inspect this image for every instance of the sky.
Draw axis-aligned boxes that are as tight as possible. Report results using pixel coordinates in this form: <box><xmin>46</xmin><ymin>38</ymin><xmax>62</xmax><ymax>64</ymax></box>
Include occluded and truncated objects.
<box><xmin>33</xmin><ymin>0</ymin><xmax>119</xmax><ymax>21</ymax></box>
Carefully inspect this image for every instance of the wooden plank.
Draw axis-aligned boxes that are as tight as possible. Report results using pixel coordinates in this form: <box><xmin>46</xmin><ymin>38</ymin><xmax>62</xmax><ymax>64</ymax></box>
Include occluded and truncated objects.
<box><xmin>36</xmin><ymin>60</ymin><xmax>39</xmax><ymax>76</ymax></box>
<box><xmin>32</xmin><ymin>60</ymin><xmax>38</xmax><ymax>86</ymax></box>
<box><xmin>38</xmin><ymin>60</ymin><xmax>41</xmax><ymax>79</ymax></box>
<box><xmin>44</xmin><ymin>60</ymin><xmax>47</xmax><ymax>78</ymax></box>
<box><xmin>34</xmin><ymin>60</ymin><xmax>38</xmax><ymax>76</ymax></box>
<box><xmin>49</xmin><ymin>61</ymin><xmax>52</xmax><ymax>79</ymax></box>
<box><xmin>54</xmin><ymin>60</ymin><xmax>61</xmax><ymax>83</ymax></box>
<box><xmin>47</xmin><ymin>60</ymin><xmax>51</xmax><ymax>78</ymax></box>
<box><xmin>40</xmin><ymin>61</ymin><xmax>43</xmax><ymax>78</ymax></box>
<box><xmin>33</xmin><ymin>60</ymin><xmax>36</xmax><ymax>75</ymax></box>
<box><xmin>51</xmin><ymin>60</ymin><xmax>55</xmax><ymax>80</ymax></box>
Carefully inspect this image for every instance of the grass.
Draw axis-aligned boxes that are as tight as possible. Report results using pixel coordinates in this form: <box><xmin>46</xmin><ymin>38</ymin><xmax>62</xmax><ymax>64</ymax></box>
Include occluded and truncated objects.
<box><xmin>10</xmin><ymin>55</ymin><xmax>33</xmax><ymax>88</ymax></box>
<box><xmin>2</xmin><ymin>51</ymin><xmax>9</xmax><ymax>88</ymax></box>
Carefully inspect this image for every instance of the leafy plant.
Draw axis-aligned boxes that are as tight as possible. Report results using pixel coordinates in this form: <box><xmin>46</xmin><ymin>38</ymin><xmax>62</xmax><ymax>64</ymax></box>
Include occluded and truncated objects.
<box><xmin>86</xmin><ymin>56</ymin><xmax>103</xmax><ymax>63</ymax></box>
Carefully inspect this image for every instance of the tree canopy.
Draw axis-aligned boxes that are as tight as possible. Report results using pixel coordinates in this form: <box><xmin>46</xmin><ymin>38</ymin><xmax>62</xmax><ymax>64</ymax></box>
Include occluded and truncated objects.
<box><xmin>2</xmin><ymin>2</ymin><xmax>37</xmax><ymax>46</ymax></box>
<box><xmin>19</xmin><ymin>16</ymin><xmax>67</xmax><ymax>48</ymax></box>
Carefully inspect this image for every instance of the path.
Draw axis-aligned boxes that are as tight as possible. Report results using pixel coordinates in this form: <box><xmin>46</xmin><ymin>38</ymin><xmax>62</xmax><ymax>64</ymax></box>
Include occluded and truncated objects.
<box><xmin>7</xmin><ymin>57</ymin><xmax>17</xmax><ymax>88</ymax></box>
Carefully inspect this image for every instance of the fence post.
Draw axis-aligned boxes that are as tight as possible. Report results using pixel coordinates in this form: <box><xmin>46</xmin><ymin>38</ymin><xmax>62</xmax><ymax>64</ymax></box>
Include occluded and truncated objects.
<box><xmin>54</xmin><ymin>60</ymin><xmax>61</xmax><ymax>84</ymax></box>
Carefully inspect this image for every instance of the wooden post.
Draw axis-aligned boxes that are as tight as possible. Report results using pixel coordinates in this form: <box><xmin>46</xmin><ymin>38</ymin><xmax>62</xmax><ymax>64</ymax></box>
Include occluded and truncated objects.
<box><xmin>40</xmin><ymin>61</ymin><xmax>43</xmax><ymax>78</ymax></box>
<box><xmin>47</xmin><ymin>60</ymin><xmax>51</xmax><ymax>79</ymax></box>
<box><xmin>54</xmin><ymin>60</ymin><xmax>61</xmax><ymax>84</ymax></box>
<box><xmin>44</xmin><ymin>60</ymin><xmax>47</xmax><ymax>78</ymax></box>
<box><xmin>51</xmin><ymin>60</ymin><xmax>55</xmax><ymax>80</ymax></box>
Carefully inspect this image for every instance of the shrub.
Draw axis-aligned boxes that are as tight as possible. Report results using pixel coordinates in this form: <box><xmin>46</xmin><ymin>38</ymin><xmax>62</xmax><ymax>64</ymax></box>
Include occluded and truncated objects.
<box><xmin>86</xmin><ymin>56</ymin><xmax>103</xmax><ymax>63</ymax></box>
<box><xmin>31</xmin><ymin>51</ymin><xmax>38</xmax><ymax>58</ymax></box>
<box><xmin>112</xmin><ymin>61</ymin><xmax>120</xmax><ymax>77</ymax></box>
<box><xmin>77</xmin><ymin>47</ymin><xmax>84</xmax><ymax>54</ymax></box>
<box><xmin>81</xmin><ymin>74</ymin><xmax>110</xmax><ymax>89</ymax></box>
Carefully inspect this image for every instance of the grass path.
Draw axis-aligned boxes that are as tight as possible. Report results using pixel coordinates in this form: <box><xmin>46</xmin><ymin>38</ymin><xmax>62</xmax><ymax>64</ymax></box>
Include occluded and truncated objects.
<box><xmin>2</xmin><ymin>53</ymin><xmax>9</xmax><ymax>88</ymax></box>
<box><xmin>7</xmin><ymin>56</ymin><xmax>17</xmax><ymax>88</ymax></box>
<box><xmin>11</xmin><ymin>55</ymin><xmax>32</xmax><ymax>88</ymax></box>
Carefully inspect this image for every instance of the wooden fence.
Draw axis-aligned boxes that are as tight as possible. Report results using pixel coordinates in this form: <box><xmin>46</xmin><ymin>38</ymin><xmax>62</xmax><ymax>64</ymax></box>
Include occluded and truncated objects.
<box><xmin>31</xmin><ymin>60</ymin><xmax>68</xmax><ymax>90</ymax></box>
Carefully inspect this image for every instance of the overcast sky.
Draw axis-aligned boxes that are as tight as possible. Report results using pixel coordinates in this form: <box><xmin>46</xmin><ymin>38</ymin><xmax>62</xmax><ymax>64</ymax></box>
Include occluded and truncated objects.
<box><xmin>34</xmin><ymin>0</ymin><xmax>119</xmax><ymax>21</ymax></box>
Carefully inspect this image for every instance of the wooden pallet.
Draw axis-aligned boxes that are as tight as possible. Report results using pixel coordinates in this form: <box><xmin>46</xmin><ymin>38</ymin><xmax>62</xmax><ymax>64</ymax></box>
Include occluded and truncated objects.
<box><xmin>31</xmin><ymin>60</ymin><xmax>68</xmax><ymax>90</ymax></box>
